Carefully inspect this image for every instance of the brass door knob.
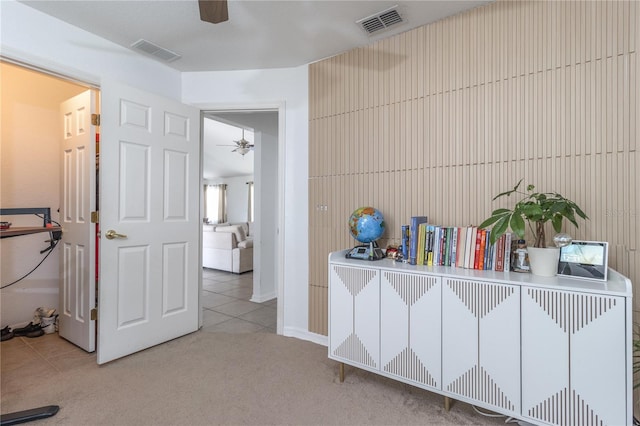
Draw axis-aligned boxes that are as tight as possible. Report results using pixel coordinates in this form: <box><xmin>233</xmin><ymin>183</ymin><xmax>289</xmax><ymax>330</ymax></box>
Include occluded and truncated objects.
<box><xmin>105</xmin><ymin>230</ymin><xmax>127</xmax><ymax>240</ymax></box>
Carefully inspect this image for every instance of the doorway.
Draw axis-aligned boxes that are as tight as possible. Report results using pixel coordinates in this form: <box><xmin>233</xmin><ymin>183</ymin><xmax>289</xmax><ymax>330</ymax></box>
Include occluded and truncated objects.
<box><xmin>2</xmin><ymin>61</ymin><xmax>204</xmax><ymax>363</ymax></box>
<box><xmin>202</xmin><ymin>110</ymin><xmax>280</xmax><ymax>317</ymax></box>
<box><xmin>0</xmin><ymin>61</ymin><xmax>94</xmax><ymax>335</ymax></box>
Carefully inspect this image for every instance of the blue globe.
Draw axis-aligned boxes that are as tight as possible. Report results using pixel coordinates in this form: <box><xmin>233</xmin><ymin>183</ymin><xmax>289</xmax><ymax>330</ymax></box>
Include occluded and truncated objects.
<box><xmin>348</xmin><ymin>207</ymin><xmax>385</xmax><ymax>243</ymax></box>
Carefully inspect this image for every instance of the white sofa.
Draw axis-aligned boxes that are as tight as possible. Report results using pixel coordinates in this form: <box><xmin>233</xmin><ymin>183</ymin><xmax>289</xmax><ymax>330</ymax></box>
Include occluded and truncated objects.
<box><xmin>202</xmin><ymin>223</ymin><xmax>253</xmax><ymax>274</ymax></box>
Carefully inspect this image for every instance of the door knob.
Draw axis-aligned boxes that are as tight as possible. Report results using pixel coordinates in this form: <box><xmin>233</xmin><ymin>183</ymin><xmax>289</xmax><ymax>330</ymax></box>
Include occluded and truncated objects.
<box><xmin>105</xmin><ymin>230</ymin><xmax>127</xmax><ymax>240</ymax></box>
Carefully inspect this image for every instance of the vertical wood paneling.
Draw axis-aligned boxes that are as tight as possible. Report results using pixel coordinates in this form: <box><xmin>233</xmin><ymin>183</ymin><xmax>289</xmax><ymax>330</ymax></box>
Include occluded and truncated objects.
<box><xmin>308</xmin><ymin>0</ymin><xmax>639</xmax><ymax>336</ymax></box>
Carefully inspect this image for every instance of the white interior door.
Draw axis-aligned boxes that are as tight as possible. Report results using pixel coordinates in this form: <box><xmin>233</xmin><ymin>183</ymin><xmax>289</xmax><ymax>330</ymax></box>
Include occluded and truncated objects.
<box><xmin>97</xmin><ymin>80</ymin><xmax>200</xmax><ymax>364</ymax></box>
<box><xmin>59</xmin><ymin>90</ymin><xmax>97</xmax><ymax>352</ymax></box>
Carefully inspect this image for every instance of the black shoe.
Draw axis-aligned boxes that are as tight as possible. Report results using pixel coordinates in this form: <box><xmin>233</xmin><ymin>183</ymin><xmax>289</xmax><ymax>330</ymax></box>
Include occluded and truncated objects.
<box><xmin>25</xmin><ymin>327</ymin><xmax>45</xmax><ymax>338</ymax></box>
<box><xmin>1</xmin><ymin>326</ymin><xmax>13</xmax><ymax>342</ymax></box>
<box><xmin>13</xmin><ymin>322</ymin><xmax>44</xmax><ymax>338</ymax></box>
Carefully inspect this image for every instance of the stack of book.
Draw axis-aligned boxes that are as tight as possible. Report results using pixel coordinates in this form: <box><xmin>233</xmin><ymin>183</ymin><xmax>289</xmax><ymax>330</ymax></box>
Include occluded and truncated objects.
<box><xmin>401</xmin><ymin>218</ymin><xmax>515</xmax><ymax>272</ymax></box>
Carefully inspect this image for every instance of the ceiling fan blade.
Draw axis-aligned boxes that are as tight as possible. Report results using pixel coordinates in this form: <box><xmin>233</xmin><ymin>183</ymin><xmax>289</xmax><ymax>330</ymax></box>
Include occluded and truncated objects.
<box><xmin>199</xmin><ymin>0</ymin><xmax>228</xmax><ymax>24</ymax></box>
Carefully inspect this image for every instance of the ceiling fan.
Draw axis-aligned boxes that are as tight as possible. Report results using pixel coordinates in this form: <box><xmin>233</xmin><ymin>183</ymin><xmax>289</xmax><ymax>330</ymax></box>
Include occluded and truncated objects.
<box><xmin>218</xmin><ymin>129</ymin><xmax>254</xmax><ymax>156</ymax></box>
<box><xmin>199</xmin><ymin>0</ymin><xmax>229</xmax><ymax>24</ymax></box>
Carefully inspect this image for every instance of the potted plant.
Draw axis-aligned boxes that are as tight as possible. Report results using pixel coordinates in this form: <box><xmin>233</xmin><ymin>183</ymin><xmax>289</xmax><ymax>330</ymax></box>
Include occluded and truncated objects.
<box><xmin>479</xmin><ymin>179</ymin><xmax>588</xmax><ymax>276</ymax></box>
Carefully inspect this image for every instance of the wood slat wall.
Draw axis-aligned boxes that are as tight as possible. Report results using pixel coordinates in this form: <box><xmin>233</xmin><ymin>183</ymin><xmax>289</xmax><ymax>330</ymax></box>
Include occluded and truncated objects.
<box><xmin>309</xmin><ymin>0</ymin><xmax>639</xmax><ymax>336</ymax></box>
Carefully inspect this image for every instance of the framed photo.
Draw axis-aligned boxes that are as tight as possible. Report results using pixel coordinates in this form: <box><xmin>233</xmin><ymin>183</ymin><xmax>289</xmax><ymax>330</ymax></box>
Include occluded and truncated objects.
<box><xmin>557</xmin><ymin>240</ymin><xmax>608</xmax><ymax>281</ymax></box>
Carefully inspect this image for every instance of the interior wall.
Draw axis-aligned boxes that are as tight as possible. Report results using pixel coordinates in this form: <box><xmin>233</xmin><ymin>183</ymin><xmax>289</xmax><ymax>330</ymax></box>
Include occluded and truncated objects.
<box><xmin>183</xmin><ymin>67</ymin><xmax>310</xmax><ymax>340</ymax></box>
<box><xmin>0</xmin><ymin>62</ymin><xmax>87</xmax><ymax>326</ymax></box>
<box><xmin>225</xmin><ymin>175</ymin><xmax>253</xmax><ymax>223</ymax></box>
<box><xmin>308</xmin><ymin>0</ymin><xmax>639</xmax><ymax>335</ymax></box>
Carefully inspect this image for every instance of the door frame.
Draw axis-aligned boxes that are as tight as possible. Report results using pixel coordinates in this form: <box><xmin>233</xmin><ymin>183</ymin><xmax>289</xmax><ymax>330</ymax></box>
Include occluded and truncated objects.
<box><xmin>200</xmin><ymin>103</ymin><xmax>285</xmax><ymax>335</ymax></box>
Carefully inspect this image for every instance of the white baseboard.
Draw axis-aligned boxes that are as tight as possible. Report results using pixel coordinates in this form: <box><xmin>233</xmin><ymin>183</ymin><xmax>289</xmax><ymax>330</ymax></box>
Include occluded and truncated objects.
<box><xmin>282</xmin><ymin>326</ymin><xmax>328</xmax><ymax>347</ymax></box>
<box><xmin>250</xmin><ymin>291</ymin><xmax>277</xmax><ymax>303</ymax></box>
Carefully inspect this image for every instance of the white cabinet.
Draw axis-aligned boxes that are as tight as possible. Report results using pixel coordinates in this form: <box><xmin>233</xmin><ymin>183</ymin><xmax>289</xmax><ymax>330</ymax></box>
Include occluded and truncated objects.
<box><xmin>442</xmin><ymin>278</ymin><xmax>520</xmax><ymax>416</ymax></box>
<box><xmin>521</xmin><ymin>287</ymin><xmax>627</xmax><ymax>426</ymax></box>
<box><xmin>329</xmin><ymin>263</ymin><xmax>379</xmax><ymax>370</ymax></box>
<box><xmin>328</xmin><ymin>251</ymin><xmax>633</xmax><ymax>426</ymax></box>
<box><xmin>380</xmin><ymin>271</ymin><xmax>441</xmax><ymax>390</ymax></box>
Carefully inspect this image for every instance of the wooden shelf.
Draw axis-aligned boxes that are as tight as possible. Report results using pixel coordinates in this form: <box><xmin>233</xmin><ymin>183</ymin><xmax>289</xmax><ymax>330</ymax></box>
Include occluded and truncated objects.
<box><xmin>0</xmin><ymin>226</ymin><xmax>62</xmax><ymax>239</ymax></box>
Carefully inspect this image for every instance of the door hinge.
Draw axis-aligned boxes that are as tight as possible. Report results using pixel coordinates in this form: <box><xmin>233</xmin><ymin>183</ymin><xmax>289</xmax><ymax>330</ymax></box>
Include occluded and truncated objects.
<box><xmin>91</xmin><ymin>211</ymin><xmax>99</xmax><ymax>223</ymax></box>
<box><xmin>91</xmin><ymin>114</ymin><xmax>101</xmax><ymax>126</ymax></box>
<box><xmin>91</xmin><ymin>308</ymin><xmax>97</xmax><ymax>321</ymax></box>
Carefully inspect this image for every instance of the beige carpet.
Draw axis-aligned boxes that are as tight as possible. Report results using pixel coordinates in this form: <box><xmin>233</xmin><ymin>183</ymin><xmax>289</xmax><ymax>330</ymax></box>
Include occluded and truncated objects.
<box><xmin>1</xmin><ymin>331</ymin><xmax>506</xmax><ymax>425</ymax></box>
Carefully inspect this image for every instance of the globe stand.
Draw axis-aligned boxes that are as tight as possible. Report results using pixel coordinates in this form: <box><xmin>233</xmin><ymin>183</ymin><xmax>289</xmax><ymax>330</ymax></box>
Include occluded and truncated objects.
<box><xmin>345</xmin><ymin>241</ymin><xmax>385</xmax><ymax>261</ymax></box>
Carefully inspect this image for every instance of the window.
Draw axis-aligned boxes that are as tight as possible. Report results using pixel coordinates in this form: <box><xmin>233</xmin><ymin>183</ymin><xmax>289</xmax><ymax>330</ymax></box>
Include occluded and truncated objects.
<box><xmin>247</xmin><ymin>181</ymin><xmax>254</xmax><ymax>222</ymax></box>
<box><xmin>204</xmin><ymin>184</ymin><xmax>227</xmax><ymax>224</ymax></box>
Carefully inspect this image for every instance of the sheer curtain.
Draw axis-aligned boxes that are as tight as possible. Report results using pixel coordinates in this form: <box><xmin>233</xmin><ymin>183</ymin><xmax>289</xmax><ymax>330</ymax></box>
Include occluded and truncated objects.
<box><xmin>246</xmin><ymin>181</ymin><xmax>254</xmax><ymax>222</ymax></box>
<box><xmin>204</xmin><ymin>184</ymin><xmax>227</xmax><ymax>224</ymax></box>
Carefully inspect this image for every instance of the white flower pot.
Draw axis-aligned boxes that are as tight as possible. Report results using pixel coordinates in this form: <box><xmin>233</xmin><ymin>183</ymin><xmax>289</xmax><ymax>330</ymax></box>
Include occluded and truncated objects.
<box><xmin>527</xmin><ymin>247</ymin><xmax>560</xmax><ymax>277</ymax></box>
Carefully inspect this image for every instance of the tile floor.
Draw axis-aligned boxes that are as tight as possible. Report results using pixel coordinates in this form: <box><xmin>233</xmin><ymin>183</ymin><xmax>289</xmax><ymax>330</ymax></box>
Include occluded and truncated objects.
<box><xmin>1</xmin><ymin>269</ymin><xmax>276</xmax><ymax>376</ymax></box>
<box><xmin>201</xmin><ymin>268</ymin><xmax>277</xmax><ymax>333</ymax></box>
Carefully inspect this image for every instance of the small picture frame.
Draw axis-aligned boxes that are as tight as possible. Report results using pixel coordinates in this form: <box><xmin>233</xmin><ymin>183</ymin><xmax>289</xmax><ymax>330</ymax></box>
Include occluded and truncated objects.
<box><xmin>557</xmin><ymin>240</ymin><xmax>608</xmax><ymax>281</ymax></box>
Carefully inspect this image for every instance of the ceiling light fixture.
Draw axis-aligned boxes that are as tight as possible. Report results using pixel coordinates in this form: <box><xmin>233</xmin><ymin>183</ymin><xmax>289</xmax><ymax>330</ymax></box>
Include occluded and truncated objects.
<box><xmin>236</xmin><ymin>147</ymin><xmax>251</xmax><ymax>156</ymax></box>
<box><xmin>217</xmin><ymin>128</ymin><xmax>255</xmax><ymax>156</ymax></box>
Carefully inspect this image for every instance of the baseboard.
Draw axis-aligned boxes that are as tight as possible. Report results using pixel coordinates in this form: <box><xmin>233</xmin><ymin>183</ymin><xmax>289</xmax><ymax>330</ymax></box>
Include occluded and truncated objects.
<box><xmin>282</xmin><ymin>326</ymin><xmax>328</xmax><ymax>347</ymax></box>
<box><xmin>250</xmin><ymin>291</ymin><xmax>276</xmax><ymax>303</ymax></box>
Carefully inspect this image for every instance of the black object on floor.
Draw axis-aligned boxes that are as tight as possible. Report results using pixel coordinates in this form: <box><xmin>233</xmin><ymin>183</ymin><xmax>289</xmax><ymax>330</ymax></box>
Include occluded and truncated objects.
<box><xmin>0</xmin><ymin>405</ymin><xmax>59</xmax><ymax>425</ymax></box>
<box><xmin>12</xmin><ymin>323</ymin><xmax>43</xmax><ymax>338</ymax></box>
<box><xmin>1</xmin><ymin>326</ymin><xmax>13</xmax><ymax>341</ymax></box>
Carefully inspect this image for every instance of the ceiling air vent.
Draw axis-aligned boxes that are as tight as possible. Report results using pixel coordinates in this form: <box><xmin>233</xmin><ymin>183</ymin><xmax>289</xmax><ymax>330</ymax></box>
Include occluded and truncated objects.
<box><xmin>130</xmin><ymin>39</ymin><xmax>181</xmax><ymax>63</ymax></box>
<box><xmin>357</xmin><ymin>6</ymin><xmax>403</xmax><ymax>35</ymax></box>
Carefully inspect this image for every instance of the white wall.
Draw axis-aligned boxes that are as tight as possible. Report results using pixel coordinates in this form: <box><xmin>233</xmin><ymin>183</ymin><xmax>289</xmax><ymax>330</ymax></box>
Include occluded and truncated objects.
<box><xmin>225</xmin><ymin>175</ymin><xmax>253</xmax><ymax>223</ymax></box>
<box><xmin>0</xmin><ymin>0</ymin><xmax>182</xmax><ymax>100</ymax></box>
<box><xmin>183</xmin><ymin>68</ymin><xmax>312</xmax><ymax>342</ymax></box>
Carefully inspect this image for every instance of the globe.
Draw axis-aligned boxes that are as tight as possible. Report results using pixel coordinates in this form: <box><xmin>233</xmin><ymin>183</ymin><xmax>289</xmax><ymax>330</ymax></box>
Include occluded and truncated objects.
<box><xmin>348</xmin><ymin>207</ymin><xmax>385</xmax><ymax>244</ymax></box>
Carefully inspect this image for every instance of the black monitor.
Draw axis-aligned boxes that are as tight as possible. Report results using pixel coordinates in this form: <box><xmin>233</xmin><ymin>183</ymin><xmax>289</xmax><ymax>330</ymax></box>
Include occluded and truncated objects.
<box><xmin>557</xmin><ymin>240</ymin><xmax>608</xmax><ymax>281</ymax></box>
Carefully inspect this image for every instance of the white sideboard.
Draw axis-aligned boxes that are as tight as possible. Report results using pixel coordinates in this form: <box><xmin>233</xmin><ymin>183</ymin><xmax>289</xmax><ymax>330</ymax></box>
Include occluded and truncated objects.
<box><xmin>328</xmin><ymin>250</ymin><xmax>632</xmax><ymax>426</ymax></box>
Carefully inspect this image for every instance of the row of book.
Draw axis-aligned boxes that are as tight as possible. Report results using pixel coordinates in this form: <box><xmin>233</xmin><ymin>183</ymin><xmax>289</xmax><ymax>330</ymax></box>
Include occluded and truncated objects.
<box><xmin>400</xmin><ymin>216</ymin><xmax>516</xmax><ymax>272</ymax></box>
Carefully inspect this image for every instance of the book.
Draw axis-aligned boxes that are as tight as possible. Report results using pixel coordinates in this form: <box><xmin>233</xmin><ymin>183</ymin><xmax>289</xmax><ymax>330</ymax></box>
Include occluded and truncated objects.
<box><xmin>495</xmin><ymin>234</ymin><xmax>506</xmax><ymax>272</ymax></box>
<box><xmin>473</xmin><ymin>228</ymin><xmax>483</xmax><ymax>270</ymax></box>
<box><xmin>478</xmin><ymin>229</ymin><xmax>487</xmax><ymax>270</ymax></box>
<box><xmin>468</xmin><ymin>227</ymin><xmax>478</xmax><ymax>269</ymax></box>
<box><xmin>490</xmin><ymin>232</ymin><xmax>498</xmax><ymax>270</ymax></box>
<box><xmin>426</xmin><ymin>225</ymin><xmax>435</xmax><ymax>266</ymax></box>
<box><xmin>417</xmin><ymin>222</ymin><xmax>428</xmax><ymax>265</ymax></box>
<box><xmin>408</xmin><ymin>216</ymin><xmax>428</xmax><ymax>265</ymax></box>
<box><xmin>450</xmin><ymin>227</ymin><xmax>459</xmax><ymax>268</ymax></box>
<box><xmin>455</xmin><ymin>226</ymin><xmax>467</xmax><ymax>268</ymax></box>
<box><xmin>483</xmin><ymin>229</ymin><xmax>491</xmax><ymax>270</ymax></box>
<box><xmin>400</xmin><ymin>225</ymin><xmax>409</xmax><ymax>260</ymax></box>
<box><xmin>444</xmin><ymin>227</ymin><xmax>452</xmax><ymax>267</ymax></box>
<box><xmin>432</xmin><ymin>226</ymin><xmax>442</xmax><ymax>266</ymax></box>
<box><xmin>463</xmin><ymin>226</ymin><xmax>474</xmax><ymax>268</ymax></box>
<box><xmin>503</xmin><ymin>232</ymin><xmax>513</xmax><ymax>272</ymax></box>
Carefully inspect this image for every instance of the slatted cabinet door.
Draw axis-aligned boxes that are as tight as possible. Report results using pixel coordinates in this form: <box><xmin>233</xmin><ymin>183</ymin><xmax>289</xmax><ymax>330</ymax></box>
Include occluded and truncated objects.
<box><xmin>380</xmin><ymin>271</ymin><xmax>441</xmax><ymax>391</ymax></box>
<box><xmin>329</xmin><ymin>264</ymin><xmax>380</xmax><ymax>371</ymax></box>
<box><xmin>442</xmin><ymin>278</ymin><xmax>521</xmax><ymax>416</ymax></box>
<box><xmin>521</xmin><ymin>288</ymin><xmax>627</xmax><ymax>426</ymax></box>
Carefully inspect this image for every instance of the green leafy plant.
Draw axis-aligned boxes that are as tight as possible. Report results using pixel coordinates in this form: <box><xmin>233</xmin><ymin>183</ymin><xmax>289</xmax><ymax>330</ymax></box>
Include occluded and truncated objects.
<box><xmin>479</xmin><ymin>179</ymin><xmax>588</xmax><ymax>248</ymax></box>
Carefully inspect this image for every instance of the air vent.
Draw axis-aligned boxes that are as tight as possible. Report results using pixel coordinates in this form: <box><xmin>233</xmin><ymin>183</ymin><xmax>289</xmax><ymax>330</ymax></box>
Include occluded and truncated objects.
<box><xmin>130</xmin><ymin>39</ymin><xmax>181</xmax><ymax>63</ymax></box>
<box><xmin>357</xmin><ymin>6</ymin><xmax>403</xmax><ymax>35</ymax></box>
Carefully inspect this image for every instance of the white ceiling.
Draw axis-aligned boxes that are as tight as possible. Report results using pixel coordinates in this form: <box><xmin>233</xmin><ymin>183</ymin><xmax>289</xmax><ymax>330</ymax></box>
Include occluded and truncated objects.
<box><xmin>19</xmin><ymin>0</ymin><xmax>491</xmax><ymax>72</ymax></box>
<box><xmin>202</xmin><ymin>116</ymin><xmax>255</xmax><ymax>180</ymax></box>
<box><xmin>19</xmin><ymin>0</ymin><xmax>490</xmax><ymax>178</ymax></box>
